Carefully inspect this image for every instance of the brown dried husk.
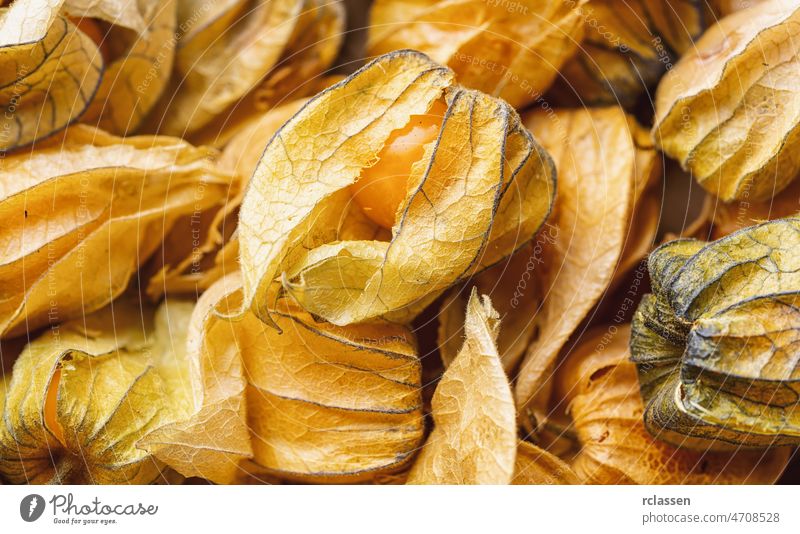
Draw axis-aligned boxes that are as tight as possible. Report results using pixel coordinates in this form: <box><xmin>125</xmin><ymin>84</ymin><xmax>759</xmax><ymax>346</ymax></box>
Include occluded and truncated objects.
<box><xmin>653</xmin><ymin>0</ymin><xmax>800</xmax><ymax>202</ymax></box>
<box><xmin>556</xmin><ymin>325</ymin><xmax>791</xmax><ymax>484</ymax></box>
<box><xmin>143</xmin><ymin>272</ymin><xmax>425</xmax><ymax>484</ymax></box>
<box><xmin>0</xmin><ymin>124</ymin><xmax>235</xmax><ymax>338</ymax></box>
<box><xmin>367</xmin><ymin>0</ymin><xmax>587</xmax><ymax>109</ymax></box>
<box><xmin>515</xmin><ymin>107</ymin><xmax>659</xmax><ymax>430</ymax></box>
<box><xmin>237</xmin><ymin>50</ymin><xmax>555</xmax><ymax>329</ymax></box>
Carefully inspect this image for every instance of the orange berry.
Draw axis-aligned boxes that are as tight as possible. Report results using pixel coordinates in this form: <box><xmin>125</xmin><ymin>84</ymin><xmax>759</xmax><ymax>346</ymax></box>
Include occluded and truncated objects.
<box><xmin>350</xmin><ymin>99</ymin><xmax>447</xmax><ymax>229</ymax></box>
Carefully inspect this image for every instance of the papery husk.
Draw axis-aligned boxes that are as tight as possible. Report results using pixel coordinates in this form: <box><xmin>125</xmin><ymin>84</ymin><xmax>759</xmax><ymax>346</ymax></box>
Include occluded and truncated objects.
<box><xmin>144</xmin><ymin>272</ymin><xmax>424</xmax><ymax>483</ymax></box>
<box><xmin>144</xmin><ymin>205</ymin><xmax>240</xmax><ymax>299</ymax></box>
<box><xmin>140</xmin><ymin>274</ymin><xmax>253</xmax><ymax>484</ymax></box>
<box><xmin>438</xmin><ymin>121</ymin><xmax>659</xmax><ymax>375</ymax></box>
<box><xmin>0</xmin><ymin>299</ymin><xmax>196</xmax><ymax>484</ymax></box>
<box><xmin>437</xmin><ymin>238</ymin><xmax>550</xmax><ymax>374</ymax></box>
<box><xmin>220</xmin><ymin>98</ymin><xmax>311</xmax><ymax>181</ymax></box>
<box><xmin>0</xmin><ymin>124</ymin><xmax>235</xmax><ymax>338</ymax></box>
<box><xmin>190</xmin><ymin>75</ymin><xmax>341</xmax><ymax>150</ymax></box>
<box><xmin>0</xmin><ymin>0</ymin><xmax>103</xmax><ymax>151</ymax></box>
<box><xmin>554</xmin><ymin>0</ymin><xmax>711</xmax><ymax>108</ymax></box>
<box><xmin>631</xmin><ymin>219</ymin><xmax>800</xmax><ymax>449</ymax></box>
<box><xmin>237</xmin><ymin>50</ymin><xmax>555</xmax><ymax>330</ymax></box>
<box><xmin>515</xmin><ymin>107</ymin><xmax>656</xmax><ymax>430</ymax></box>
<box><xmin>710</xmin><ymin>177</ymin><xmax>800</xmax><ymax>239</ymax></box>
<box><xmin>63</xmin><ymin>0</ymin><xmax>150</xmax><ymax>33</ymax></box>
<box><xmin>367</xmin><ymin>0</ymin><xmax>587</xmax><ymax>109</ymax></box>
<box><xmin>612</xmin><ymin>116</ymin><xmax>662</xmax><ymax>287</ymax></box>
<box><xmin>713</xmin><ymin>0</ymin><xmax>771</xmax><ymax>16</ymax></box>
<box><xmin>408</xmin><ymin>290</ymin><xmax>516</xmax><ymax>484</ymax></box>
<box><xmin>653</xmin><ymin>0</ymin><xmax>800</xmax><ymax>202</ymax></box>
<box><xmin>152</xmin><ymin>0</ymin><xmax>344</xmax><ymax>137</ymax></box>
<box><xmin>146</xmin><ymin>96</ymin><xmax>368</xmax><ymax>298</ymax></box>
<box><xmin>80</xmin><ymin>0</ymin><xmax>177</xmax><ymax>135</ymax></box>
<box><xmin>187</xmin><ymin>7</ymin><xmax>346</xmax><ymax>148</ymax></box>
<box><xmin>557</xmin><ymin>325</ymin><xmax>791</xmax><ymax>484</ymax></box>
<box><xmin>512</xmin><ymin>440</ymin><xmax>579</xmax><ymax>485</ymax></box>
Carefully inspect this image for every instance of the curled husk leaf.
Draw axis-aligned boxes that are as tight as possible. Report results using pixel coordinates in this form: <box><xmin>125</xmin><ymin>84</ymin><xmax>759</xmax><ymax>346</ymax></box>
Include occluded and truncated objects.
<box><xmin>0</xmin><ymin>0</ymin><xmax>103</xmax><ymax>151</ymax></box>
<box><xmin>512</xmin><ymin>440</ymin><xmax>579</xmax><ymax>485</ymax></box>
<box><xmin>614</xmin><ymin>116</ymin><xmax>662</xmax><ymax>286</ymax></box>
<box><xmin>187</xmin><ymin>3</ymin><xmax>345</xmax><ymax>147</ymax></box>
<box><xmin>631</xmin><ymin>219</ymin><xmax>800</xmax><ymax>449</ymax></box>
<box><xmin>139</xmin><ymin>274</ymin><xmax>253</xmax><ymax>484</ymax></box>
<box><xmin>0</xmin><ymin>300</ymin><xmax>196</xmax><ymax>484</ymax></box>
<box><xmin>367</xmin><ymin>0</ymin><xmax>587</xmax><ymax>108</ymax></box>
<box><xmin>191</xmin><ymin>75</ymin><xmax>342</xmax><ymax>150</ymax></box>
<box><xmin>710</xmin><ymin>177</ymin><xmax>800</xmax><ymax>239</ymax></box>
<box><xmin>146</xmin><ymin>272</ymin><xmax>424</xmax><ymax>483</ymax></box>
<box><xmin>63</xmin><ymin>0</ymin><xmax>150</xmax><ymax>33</ymax></box>
<box><xmin>238</xmin><ymin>50</ymin><xmax>555</xmax><ymax>328</ymax></box>
<box><xmin>152</xmin><ymin>0</ymin><xmax>344</xmax><ymax>138</ymax></box>
<box><xmin>80</xmin><ymin>0</ymin><xmax>177</xmax><ymax>135</ymax></box>
<box><xmin>653</xmin><ymin>0</ymin><xmax>800</xmax><ymax>201</ymax></box>
<box><xmin>713</xmin><ymin>0</ymin><xmax>771</xmax><ymax>16</ymax></box>
<box><xmin>146</xmin><ymin>98</ymin><xmax>310</xmax><ymax>298</ymax></box>
<box><xmin>438</xmin><ymin>240</ymin><xmax>548</xmax><ymax>374</ymax></box>
<box><xmin>515</xmin><ymin>107</ymin><xmax>657</xmax><ymax>429</ymax></box>
<box><xmin>557</xmin><ymin>325</ymin><xmax>790</xmax><ymax>484</ymax></box>
<box><xmin>408</xmin><ymin>290</ymin><xmax>516</xmax><ymax>484</ymax></box>
<box><xmin>555</xmin><ymin>0</ymin><xmax>711</xmax><ymax>108</ymax></box>
<box><xmin>0</xmin><ymin>124</ymin><xmax>235</xmax><ymax>338</ymax></box>
<box><xmin>439</xmin><ymin>128</ymin><xmax>658</xmax><ymax>375</ymax></box>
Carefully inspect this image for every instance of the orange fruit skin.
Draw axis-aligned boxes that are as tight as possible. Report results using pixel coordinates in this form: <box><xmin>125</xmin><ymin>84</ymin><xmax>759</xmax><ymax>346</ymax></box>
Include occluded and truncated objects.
<box><xmin>350</xmin><ymin>100</ymin><xmax>447</xmax><ymax>229</ymax></box>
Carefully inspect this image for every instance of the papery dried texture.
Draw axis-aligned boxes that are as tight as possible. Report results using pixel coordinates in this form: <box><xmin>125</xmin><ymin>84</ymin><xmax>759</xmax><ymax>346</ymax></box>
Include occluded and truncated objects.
<box><xmin>80</xmin><ymin>0</ymin><xmax>177</xmax><ymax>134</ymax></box>
<box><xmin>0</xmin><ymin>0</ymin><xmax>103</xmax><ymax>151</ymax></box>
<box><xmin>516</xmin><ymin>107</ymin><xmax>654</xmax><ymax>429</ymax></box>
<box><xmin>63</xmin><ymin>0</ymin><xmax>149</xmax><ymax>33</ymax></box>
<box><xmin>437</xmin><ymin>239</ymin><xmax>552</xmax><ymax>374</ymax></box>
<box><xmin>439</xmin><ymin>128</ymin><xmax>658</xmax><ymax>374</ymax></box>
<box><xmin>631</xmin><ymin>219</ymin><xmax>800</xmax><ymax>449</ymax></box>
<box><xmin>140</xmin><ymin>274</ymin><xmax>253</xmax><ymax>484</ymax></box>
<box><xmin>557</xmin><ymin>325</ymin><xmax>790</xmax><ymax>484</ymax></box>
<box><xmin>713</xmin><ymin>0</ymin><xmax>771</xmax><ymax>16</ymax></box>
<box><xmin>367</xmin><ymin>0</ymin><xmax>586</xmax><ymax>108</ymax></box>
<box><xmin>189</xmin><ymin>76</ymin><xmax>343</xmax><ymax>150</ymax></box>
<box><xmin>710</xmin><ymin>177</ymin><xmax>800</xmax><ymax>239</ymax></box>
<box><xmin>152</xmin><ymin>0</ymin><xmax>344</xmax><ymax>138</ymax></box>
<box><xmin>190</xmin><ymin>75</ymin><xmax>344</xmax><ymax>150</ymax></box>
<box><xmin>146</xmin><ymin>272</ymin><xmax>424</xmax><ymax>483</ymax></box>
<box><xmin>512</xmin><ymin>440</ymin><xmax>579</xmax><ymax>485</ymax></box>
<box><xmin>0</xmin><ymin>300</ymin><xmax>196</xmax><ymax>484</ymax></box>
<box><xmin>220</xmin><ymin>98</ymin><xmax>311</xmax><ymax>181</ymax></box>
<box><xmin>653</xmin><ymin>0</ymin><xmax>800</xmax><ymax>202</ymax></box>
<box><xmin>555</xmin><ymin>0</ymin><xmax>711</xmax><ymax>108</ymax></box>
<box><xmin>146</xmin><ymin>98</ymin><xmax>332</xmax><ymax>298</ymax></box>
<box><xmin>613</xmin><ymin>116</ymin><xmax>662</xmax><ymax>288</ymax></box>
<box><xmin>188</xmin><ymin>4</ymin><xmax>346</xmax><ymax>147</ymax></box>
<box><xmin>237</xmin><ymin>50</ymin><xmax>555</xmax><ymax>328</ymax></box>
<box><xmin>0</xmin><ymin>124</ymin><xmax>235</xmax><ymax>338</ymax></box>
<box><xmin>408</xmin><ymin>290</ymin><xmax>516</xmax><ymax>484</ymax></box>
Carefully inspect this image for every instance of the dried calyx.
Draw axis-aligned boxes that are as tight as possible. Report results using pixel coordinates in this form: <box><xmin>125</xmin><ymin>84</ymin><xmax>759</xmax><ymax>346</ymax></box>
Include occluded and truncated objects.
<box><xmin>653</xmin><ymin>0</ymin><xmax>800</xmax><ymax>202</ymax></box>
<box><xmin>236</xmin><ymin>50</ymin><xmax>556</xmax><ymax>329</ymax></box>
<box><xmin>631</xmin><ymin>219</ymin><xmax>800</xmax><ymax>449</ymax></box>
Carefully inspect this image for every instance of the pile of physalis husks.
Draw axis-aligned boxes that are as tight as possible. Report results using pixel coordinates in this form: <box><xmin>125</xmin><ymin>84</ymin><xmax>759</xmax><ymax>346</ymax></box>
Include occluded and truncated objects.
<box><xmin>1</xmin><ymin>0</ymin><xmax>800</xmax><ymax>486</ymax></box>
